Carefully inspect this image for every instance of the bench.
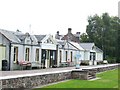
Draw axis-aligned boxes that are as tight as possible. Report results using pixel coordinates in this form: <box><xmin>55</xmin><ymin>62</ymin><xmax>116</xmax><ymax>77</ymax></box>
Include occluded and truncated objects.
<box><xmin>31</xmin><ymin>62</ymin><xmax>41</xmax><ymax>69</ymax></box>
<box><xmin>59</xmin><ymin>62</ymin><xmax>68</xmax><ymax>67</ymax></box>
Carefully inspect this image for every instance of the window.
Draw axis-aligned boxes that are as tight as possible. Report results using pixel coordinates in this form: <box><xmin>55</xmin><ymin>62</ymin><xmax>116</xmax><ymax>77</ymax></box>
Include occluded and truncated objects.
<box><xmin>13</xmin><ymin>47</ymin><xmax>18</xmax><ymax>63</ymax></box>
<box><xmin>35</xmin><ymin>49</ymin><xmax>39</xmax><ymax>61</ymax></box>
<box><xmin>60</xmin><ymin>50</ymin><xmax>62</xmax><ymax>63</ymax></box>
<box><xmin>25</xmin><ymin>48</ymin><xmax>29</xmax><ymax>61</ymax></box>
<box><xmin>66</xmin><ymin>51</ymin><xmax>68</xmax><ymax>61</ymax></box>
<box><xmin>71</xmin><ymin>52</ymin><xmax>73</xmax><ymax>62</ymax></box>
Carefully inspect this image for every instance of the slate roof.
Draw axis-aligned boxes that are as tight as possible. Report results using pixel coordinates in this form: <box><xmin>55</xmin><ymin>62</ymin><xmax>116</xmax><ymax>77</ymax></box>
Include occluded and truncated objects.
<box><xmin>94</xmin><ymin>46</ymin><xmax>103</xmax><ymax>52</ymax></box>
<box><xmin>35</xmin><ymin>35</ymin><xmax>46</xmax><ymax>42</ymax></box>
<box><xmin>0</xmin><ymin>29</ymin><xmax>21</xmax><ymax>43</ymax></box>
<box><xmin>16</xmin><ymin>34</ymin><xmax>27</xmax><ymax>41</ymax></box>
<box><xmin>80</xmin><ymin>43</ymin><xmax>103</xmax><ymax>52</ymax></box>
<box><xmin>69</xmin><ymin>42</ymin><xmax>84</xmax><ymax>51</ymax></box>
<box><xmin>80</xmin><ymin>43</ymin><xmax>94</xmax><ymax>50</ymax></box>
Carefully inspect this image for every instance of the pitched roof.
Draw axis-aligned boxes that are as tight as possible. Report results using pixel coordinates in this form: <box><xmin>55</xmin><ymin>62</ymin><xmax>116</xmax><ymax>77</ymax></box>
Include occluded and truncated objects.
<box><xmin>35</xmin><ymin>35</ymin><xmax>46</xmax><ymax>42</ymax></box>
<box><xmin>0</xmin><ymin>29</ymin><xmax>21</xmax><ymax>43</ymax></box>
<box><xmin>80</xmin><ymin>43</ymin><xmax>95</xmax><ymax>50</ymax></box>
<box><xmin>69</xmin><ymin>42</ymin><xmax>84</xmax><ymax>50</ymax></box>
<box><xmin>94</xmin><ymin>46</ymin><xmax>103</xmax><ymax>52</ymax></box>
<box><xmin>80</xmin><ymin>43</ymin><xmax>103</xmax><ymax>52</ymax></box>
<box><xmin>16</xmin><ymin>34</ymin><xmax>27</xmax><ymax>41</ymax></box>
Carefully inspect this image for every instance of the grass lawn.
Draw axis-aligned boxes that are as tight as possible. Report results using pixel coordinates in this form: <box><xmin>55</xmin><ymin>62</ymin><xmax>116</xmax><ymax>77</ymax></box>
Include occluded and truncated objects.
<box><xmin>34</xmin><ymin>69</ymin><xmax>118</xmax><ymax>89</ymax></box>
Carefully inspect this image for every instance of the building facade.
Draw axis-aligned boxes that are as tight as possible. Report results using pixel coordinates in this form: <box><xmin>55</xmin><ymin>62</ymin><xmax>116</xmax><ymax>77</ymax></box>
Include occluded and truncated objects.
<box><xmin>0</xmin><ymin>29</ymin><xmax>103</xmax><ymax>70</ymax></box>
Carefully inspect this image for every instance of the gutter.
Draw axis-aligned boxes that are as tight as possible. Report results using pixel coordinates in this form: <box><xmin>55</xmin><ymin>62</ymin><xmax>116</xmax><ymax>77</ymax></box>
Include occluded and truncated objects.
<box><xmin>8</xmin><ymin>42</ymin><xmax>11</xmax><ymax>71</ymax></box>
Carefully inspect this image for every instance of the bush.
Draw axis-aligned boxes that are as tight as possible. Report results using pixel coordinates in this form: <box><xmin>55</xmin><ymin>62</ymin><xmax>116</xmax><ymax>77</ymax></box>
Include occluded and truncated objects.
<box><xmin>107</xmin><ymin>57</ymin><xmax>116</xmax><ymax>64</ymax></box>
<box><xmin>97</xmin><ymin>61</ymin><xmax>103</xmax><ymax>65</ymax></box>
<box><xmin>80</xmin><ymin>60</ymin><xmax>89</xmax><ymax>66</ymax></box>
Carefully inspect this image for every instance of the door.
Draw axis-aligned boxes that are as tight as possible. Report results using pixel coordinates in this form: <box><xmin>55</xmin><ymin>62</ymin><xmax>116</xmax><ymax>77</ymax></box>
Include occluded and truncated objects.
<box><xmin>41</xmin><ymin>49</ymin><xmax>46</xmax><ymax>68</ymax></box>
<box><xmin>0</xmin><ymin>46</ymin><xmax>6</xmax><ymax>70</ymax></box>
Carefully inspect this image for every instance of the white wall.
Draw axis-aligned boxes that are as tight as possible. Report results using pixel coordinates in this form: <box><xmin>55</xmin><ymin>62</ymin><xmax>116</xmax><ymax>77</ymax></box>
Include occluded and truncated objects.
<box><xmin>10</xmin><ymin>44</ymin><xmax>24</xmax><ymax>70</ymax></box>
<box><xmin>31</xmin><ymin>46</ymin><xmax>41</xmax><ymax>63</ymax></box>
<box><xmin>80</xmin><ymin>51</ymin><xmax>84</xmax><ymax>60</ymax></box>
<box><xmin>0</xmin><ymin>33</ymin><xmax>10</xmax><ymax>70</ymax></box>
<box><xmin>11</xmin><ymin>44</ymin><xmax>42</xmax><ymax>70</ymax></box>
<box><xmin>96</xmin><ymin>52</ymin><xmax>103</xmax><ymax>61</ymax></box>
<box><xmin>0</xmin><ymin>46</ymin><xmax>6</xmax><ymax>70</ymax></box>
<box><xmin>41</xmin><ymin>43</ymin><xmax>56</xmax><ymax>50</ymax></box>
<box><xmin>58</xmin><ymin>48</ymin><xmax>81</xmax><ymax>66</ymax></box>
<box><xmin>84</xmin><ymin>51</ymin><xmax>90</xmax><ymax>60</ymax></box>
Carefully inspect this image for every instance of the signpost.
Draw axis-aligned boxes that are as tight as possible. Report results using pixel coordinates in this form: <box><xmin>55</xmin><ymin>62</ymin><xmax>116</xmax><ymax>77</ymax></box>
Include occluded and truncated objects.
<box><xmin>75</xmin><ymin>51</ymin><xmax>81</xmax><ymax>69</ymax></box>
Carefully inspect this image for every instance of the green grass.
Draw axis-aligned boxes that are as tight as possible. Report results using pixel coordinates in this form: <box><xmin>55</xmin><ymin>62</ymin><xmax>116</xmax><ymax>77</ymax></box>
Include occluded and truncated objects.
<box><xmin>34</xmin><ymin>69</ymin><xmax>118</xmax><ymax>89</ymax></box>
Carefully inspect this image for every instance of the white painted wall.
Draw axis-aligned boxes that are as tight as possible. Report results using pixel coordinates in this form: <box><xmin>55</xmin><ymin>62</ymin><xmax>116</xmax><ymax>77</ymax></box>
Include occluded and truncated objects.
<box><xmin>0</xmin><ymin>46</ymin><xmax>6</xmax><ymax>70</ymax></box>
<box><xmin>10</xmin><ymin>43</ymin><xmax>42</xmax><ymax>70</ymax></box>
<box><xmin>41</xmin><ymin>43</ymin><xmax>56</xmax><ymax>50</ymax></box>
<box><xmin>10</xmin><ymin>44</ymin><xmax>24</xmax><ymax>70</ymax></box>
<box><xmin>0</xmin><ymin>33</ymin><xmax>10</xmax><ymax>70</ymax></box>
<box><xmin>96</xmin><ymin>52</ymin><xmax>103</xmax><ymax>61</ymax></box>
<box><xmin>25</xmin><ymin>37</ymin><xmax>32</xmax><ymax>44</ymax></box>
<box><xmin>80</xmin><ymin>51</ymin><xmax>84</xmax><ymax>60</ymax></box>
<box><xmin>58</xmin><ymin>48</ymin><xmax>81</xmax><ymax>66</ymax></box>
<box><xmin>84</xmin><ymin>51</ymin><xmax>90</xmax><ymax>60</ymax></box>
<box><xmin>31</xmin><ymin>46</ymin><xmax>41</xmax><ymax>63</ymax></box>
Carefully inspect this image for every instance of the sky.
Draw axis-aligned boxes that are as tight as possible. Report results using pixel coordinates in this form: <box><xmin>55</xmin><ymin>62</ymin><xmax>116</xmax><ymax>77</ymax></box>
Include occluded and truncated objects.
<box><xmin>0</xmin><ymin>0</ymin><xmax>119</xmax><ymax>36</ymax></box>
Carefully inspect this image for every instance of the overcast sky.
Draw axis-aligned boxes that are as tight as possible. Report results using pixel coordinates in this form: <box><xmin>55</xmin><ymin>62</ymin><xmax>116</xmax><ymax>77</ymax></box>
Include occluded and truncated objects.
<box><xmin>0</xmin><ymin>0</ymin><xmax>119</xmax><ymax>35</ymax></box>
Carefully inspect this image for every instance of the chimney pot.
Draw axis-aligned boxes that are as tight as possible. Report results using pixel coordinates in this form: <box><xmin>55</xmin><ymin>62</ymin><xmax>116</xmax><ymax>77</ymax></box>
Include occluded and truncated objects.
<box><xmin>57</xmin><ymin>31</ymin><xmax>59</xmax><ymax>35</ymax></box>
<box><xmin>68</xmin><ymin>28</ymin><xmax>72</xmax><ymax>33</ymax></box>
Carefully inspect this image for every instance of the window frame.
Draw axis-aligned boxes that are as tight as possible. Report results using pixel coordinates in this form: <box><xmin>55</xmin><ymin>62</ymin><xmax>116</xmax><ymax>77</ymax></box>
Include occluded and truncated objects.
<box><xmin>35</xmin><ymin>49</ymin><xmax>39</xmax><ymax>62</ymax></box>
<box><xmin>13</xmin><ymin>47</ymin><xmax>18</xmax><ymax>63</ymax></box>
<box><xmin>25</xmin><ymin>48</ymin><xmax>30</xmax><ymax>61</ymax></box>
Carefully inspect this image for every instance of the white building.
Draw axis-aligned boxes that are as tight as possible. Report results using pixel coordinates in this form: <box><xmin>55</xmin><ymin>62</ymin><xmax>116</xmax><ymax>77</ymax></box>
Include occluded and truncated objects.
<box><xmin>0</xmin><ymin>29</ymin><xmax>103</xmax><ymax>71</ymax></box>
<box><xmin>0</xmin><ymin>29</ymin><xmax>57</xmax><ymax>70</ymax></box>
<box><xmin>57</xmin><ymin>40</ymin><xmax>84</xmax><ymax>66</ymax></box>
<box><xmin>80</xmin><ymin>43</ymin><xmax>103</xmax><ymax>65</ymax></box>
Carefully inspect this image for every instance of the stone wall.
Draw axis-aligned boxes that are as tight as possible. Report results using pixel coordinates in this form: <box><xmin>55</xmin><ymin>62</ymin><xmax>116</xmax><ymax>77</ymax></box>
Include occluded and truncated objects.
<box><xmin>2</xmin><ymin>71</ymin><xmax>71</xmax><ymax>89</ymax></box>
<box><xmin>1</xmin><ymin>64</ymin><xmax>119</xmax><ymax>89</ymax></box>
<box><xmin>71</xmin><ymin>70</ymin><xmax>88</xmax><ymax>80</ymax></box>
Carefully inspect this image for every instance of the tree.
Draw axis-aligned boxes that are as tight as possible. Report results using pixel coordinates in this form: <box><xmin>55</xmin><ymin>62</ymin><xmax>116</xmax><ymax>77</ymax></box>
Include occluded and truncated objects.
<box><xmin>80</xmin><ymin>33</ymin><xmax>90</xmax><ymax>42</ymax></box>
<box><xmin>84</xmin><ymin>13</ymin><xmax>120</xmax><ymax>63</ymax></box>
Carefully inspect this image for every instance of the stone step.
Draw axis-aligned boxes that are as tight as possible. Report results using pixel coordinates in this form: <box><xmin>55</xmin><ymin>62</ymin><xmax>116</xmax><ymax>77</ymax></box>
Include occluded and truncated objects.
<box><xmin>88</xmin><ymin>75</ymin><xmax>95</xmax><ymax>80</ymax></box>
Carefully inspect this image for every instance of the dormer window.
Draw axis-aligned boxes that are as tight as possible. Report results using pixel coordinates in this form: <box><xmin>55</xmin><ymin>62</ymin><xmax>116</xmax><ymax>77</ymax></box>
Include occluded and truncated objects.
<box><xmin>27</xmin><ymin>40</ymin><xmax>30</xmax><ymax>43</ymax></box>
<box><xmin>44</xmin><ymin>38</ymin><xmax>54</xmax><ymax>44</ymax></box>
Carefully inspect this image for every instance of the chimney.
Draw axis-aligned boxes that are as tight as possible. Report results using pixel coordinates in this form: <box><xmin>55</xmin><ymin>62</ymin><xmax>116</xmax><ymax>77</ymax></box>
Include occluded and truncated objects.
<box><xmin>75</xmin><ymin>32</ymin><xmax>81</xmax><ymax>38</ymax></box>
<box><xmin>68</xmin><ymin>28</ymin><xmax>72</xmax><ymax>34</ymax></box>
<box><xmin>57</xmin><ymin>31</ymin><xmax>59</xmax><ymax>35</ymax></box>
<box><xmin>25</xmin><ymin>32</ymin><xmax>30</xmax><ymax>37</ymax></box>
<box><xmin>76</xmin><ymin>32</ymin><xmax>80</xmax><ymax>35</ymax></box>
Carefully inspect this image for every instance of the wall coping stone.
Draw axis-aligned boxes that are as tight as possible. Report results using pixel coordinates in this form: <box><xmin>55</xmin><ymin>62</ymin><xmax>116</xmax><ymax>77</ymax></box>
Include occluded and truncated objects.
<box><xmin>0</xmin><ymin>64</ymin><xmax>119</xmax><ymax>80</ymax></box>
<box><xmin>0</xmin><ymin>70</ymin><xmax>72</xmax><ymax>80</ymax></box>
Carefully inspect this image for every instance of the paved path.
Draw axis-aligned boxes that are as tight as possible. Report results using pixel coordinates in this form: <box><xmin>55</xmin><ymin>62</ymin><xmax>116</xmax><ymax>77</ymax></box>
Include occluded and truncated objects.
<box><xmin>0</xmin><ymin>64</ymin><xmax>118</xmax><ymax>78</ymax></box>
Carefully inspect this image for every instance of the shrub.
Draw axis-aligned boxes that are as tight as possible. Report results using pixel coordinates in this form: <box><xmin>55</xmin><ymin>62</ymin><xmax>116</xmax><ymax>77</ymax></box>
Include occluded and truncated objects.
<box><xmin>97</xmin><ymin>61</ymin><xmax>102</xmax><ymax>65</ymax></box>
<box><xmin>80</xmin><ymin>60</ymin><xmax>89</xmax><ymax>66</ymax></box>
<box><xmin>107</xmin><ymin>57</ymin><xmax>116</xmax><ymax>64</ymax></box>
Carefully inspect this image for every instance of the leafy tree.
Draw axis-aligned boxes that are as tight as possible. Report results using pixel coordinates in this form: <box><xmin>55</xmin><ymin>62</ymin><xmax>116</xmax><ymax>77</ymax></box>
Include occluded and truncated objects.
<box><xmin>80</xmin><ymin>33</ymin><xmax>90</xmax><ymax>42</ymax></box>
<box><xmin>83</xmin><ymin>13</ymin><xmax>120</xmax><ymax>63</ymax></box>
